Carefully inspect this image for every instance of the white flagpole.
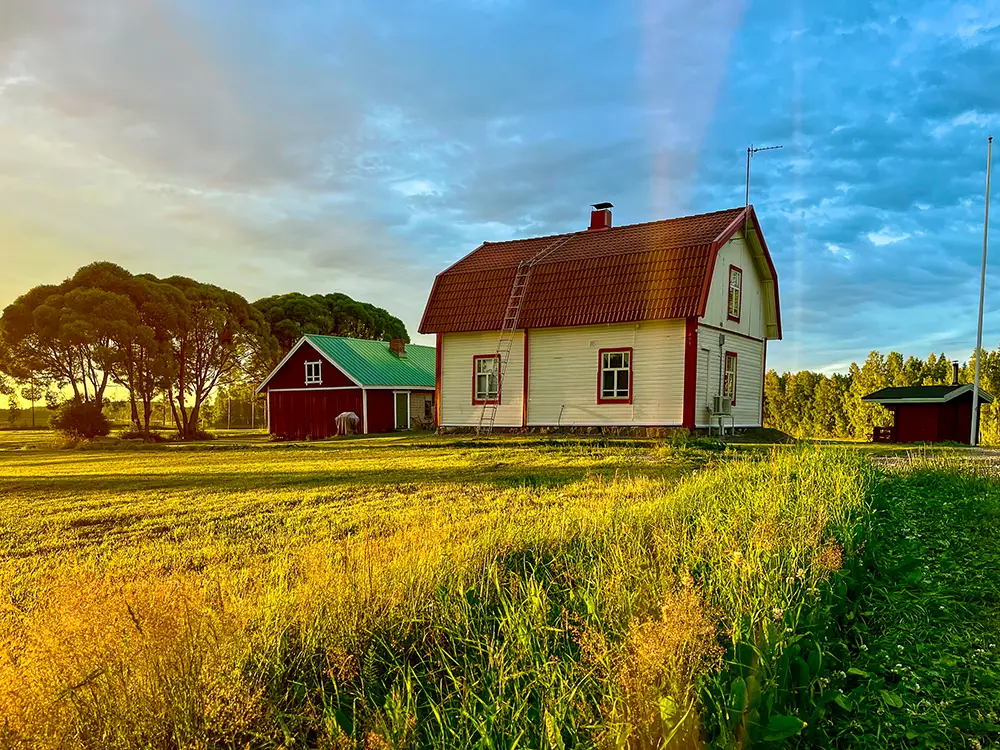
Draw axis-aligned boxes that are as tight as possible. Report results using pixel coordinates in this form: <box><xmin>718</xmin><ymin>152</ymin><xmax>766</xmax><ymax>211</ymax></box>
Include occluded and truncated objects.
<box><xmin>971</xmin><ymin>135</ymin><xmax>992</xmax><ymax>446</ymax></box>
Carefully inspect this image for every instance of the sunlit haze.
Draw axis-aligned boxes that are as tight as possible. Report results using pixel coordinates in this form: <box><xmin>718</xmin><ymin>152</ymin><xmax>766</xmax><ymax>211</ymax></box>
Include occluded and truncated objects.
<box><xmin>1</xmin><ymin>0</ymin><xmax>998</xmax><ymax>372</ymax></box>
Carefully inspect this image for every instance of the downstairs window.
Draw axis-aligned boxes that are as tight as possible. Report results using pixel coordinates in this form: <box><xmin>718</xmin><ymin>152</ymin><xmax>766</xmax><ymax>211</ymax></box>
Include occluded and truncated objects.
<box><xmin>598</xmin><ymin>348</ymin><xmax>632</xmax><ymax>403</ymax></box>
<box><xmin>473</xmin><ymin>355</ymin><xmax>500</xmax><ymax>404</ymax></box>
<box><xmin>724</xmin><ymin>351</ymin><xmax>738</xmax><ymax>405</ymax></box>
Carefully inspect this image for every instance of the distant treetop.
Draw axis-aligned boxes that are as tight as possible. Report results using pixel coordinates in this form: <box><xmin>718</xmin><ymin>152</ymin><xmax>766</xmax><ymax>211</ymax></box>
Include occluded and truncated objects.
<box><xmin>253</xmin><ymin>292</ymin><xmax>408</xmax><ymax>355</ymax></box>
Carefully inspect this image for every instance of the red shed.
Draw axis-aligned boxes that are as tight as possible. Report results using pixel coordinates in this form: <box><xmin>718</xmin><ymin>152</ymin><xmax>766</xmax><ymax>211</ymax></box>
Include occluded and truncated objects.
<box><xmin>256</xmin><ymin>335</ymin><xmax>436</xmax><ymax>439</ymax></box>
<box><xmin>862</xmin><ymin>383</ymin><xmax>994</xmax><ymax>445</ymax></box>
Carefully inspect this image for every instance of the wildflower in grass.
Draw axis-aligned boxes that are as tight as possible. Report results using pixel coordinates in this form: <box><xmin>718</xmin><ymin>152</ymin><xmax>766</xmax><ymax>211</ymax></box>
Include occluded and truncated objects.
<box><xmin>813</xmin><ymin>541</ymin><xmax>844</xmax><ymax>575</ymax></box>
<box><xmin>609</xmin><ymin>588</ymin><xmax>722</xmax><ymax>747</ymax></box>
<box><xmin>325</xmin><ymin>646</ymin><xmax>359</xmax><ymax>684</ymax></box>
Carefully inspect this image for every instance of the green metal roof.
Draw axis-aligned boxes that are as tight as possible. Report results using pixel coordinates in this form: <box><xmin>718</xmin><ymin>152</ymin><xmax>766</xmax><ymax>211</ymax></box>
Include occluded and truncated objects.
<box><xmin>303</xmin><ymin>334</ymin><xmax>435</xmax><ymax>388</ymax></box>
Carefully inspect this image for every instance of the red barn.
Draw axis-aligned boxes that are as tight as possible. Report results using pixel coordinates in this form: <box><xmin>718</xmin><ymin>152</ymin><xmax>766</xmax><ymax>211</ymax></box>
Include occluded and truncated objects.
<box><xmin>862</xmin><ymin>383</ymin><xmax>994</xmax><ymax>445</ymax></box>
<box><xmin>257</xmin><ymin>335</ymin><xmax>436</xmax><ymax>439</ymax></box>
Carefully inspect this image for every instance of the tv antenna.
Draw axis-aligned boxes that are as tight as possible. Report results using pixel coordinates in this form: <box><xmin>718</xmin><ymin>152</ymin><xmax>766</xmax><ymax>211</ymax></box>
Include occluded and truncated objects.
<box><xmin>745</xmin><ymin>144</ymin><xmax>783</xmax><ymax>209</ymax></box>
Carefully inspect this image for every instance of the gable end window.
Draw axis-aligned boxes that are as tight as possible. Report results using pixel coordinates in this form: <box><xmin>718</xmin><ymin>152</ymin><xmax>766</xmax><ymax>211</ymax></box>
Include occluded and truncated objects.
<box><xmin>724</xmin><ymin>351</ymin><xmax>738</xmax><ymax>406</ymax></box>
<box><xmin>473</xmin><ymin>355</ymin><xmax>501</xmax><ymax>404</ymax></box>
<box><xmin>598</xmin><ymin>348</ymin><xmax>632</xmax><ymax>404</ymax></box>
<box><xmin>728</xmin><ymin>265</ymin><xmax>742</xmax><ymax>322</ymax></box>
<box><xmin>304</xmin><ymin>360</ymin><xmax>323</xmax><ymax>385</ymax></box>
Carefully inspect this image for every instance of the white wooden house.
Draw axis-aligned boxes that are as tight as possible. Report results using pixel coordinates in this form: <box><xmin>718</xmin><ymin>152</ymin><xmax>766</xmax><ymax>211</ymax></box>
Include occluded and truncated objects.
<box><xmin>419</xmin><ymin>204</ymin><xmax>781</xmax><ymax>430</ymax></box>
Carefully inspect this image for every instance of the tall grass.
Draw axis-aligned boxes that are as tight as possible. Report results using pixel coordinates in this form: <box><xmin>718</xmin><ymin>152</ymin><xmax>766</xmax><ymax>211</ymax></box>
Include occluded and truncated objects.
<box><xmin>0</xmin><ymin>441</ymin><xmax>873</xmax><ymax>748</ymax></box>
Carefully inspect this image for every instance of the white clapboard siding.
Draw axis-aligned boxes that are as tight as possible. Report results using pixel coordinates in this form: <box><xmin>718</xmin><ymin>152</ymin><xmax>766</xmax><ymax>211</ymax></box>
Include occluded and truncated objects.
<box><xmin>526</xmin><ymin>321</ymin><xmax>685</xmax><ymax>426</ymax></box>
<box><xmin>440</xmin><ymin>330</ymin><xmax>524</xmax><ymax>427</ymax></box>
<box><xmin>701</xmin><ymin>233</ymin><xmax>766</xmax><ymax>341</ymax></box>
<box><xmin>694</xmin><ymin>325</ymin><xmax>764</xmax><ymax>428</ymax></box>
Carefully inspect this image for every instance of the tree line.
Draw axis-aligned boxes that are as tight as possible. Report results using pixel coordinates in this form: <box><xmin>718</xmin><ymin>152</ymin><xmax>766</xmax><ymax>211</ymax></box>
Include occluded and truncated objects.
<box><xmin>764</xmin><ymin>349</ymin><xmax>1000</xmax><ymax>444</ymax></box>
<box><xmin>0</xmin><ymin>262</ymin><xmax>408</xmax><ymax>437</ymax></box>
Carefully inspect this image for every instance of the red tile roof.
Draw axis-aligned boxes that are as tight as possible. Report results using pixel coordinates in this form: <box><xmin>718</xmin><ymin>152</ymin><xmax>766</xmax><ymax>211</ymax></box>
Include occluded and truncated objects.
<box><xmin>419</xmin><ymin>206</ymin><xmax>780</xmax><ymax>334</ymax></box>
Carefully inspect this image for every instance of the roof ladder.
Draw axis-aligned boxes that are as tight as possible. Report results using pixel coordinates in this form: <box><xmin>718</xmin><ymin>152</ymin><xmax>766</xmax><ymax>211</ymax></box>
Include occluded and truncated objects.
<box><xmin>478</xmin><ymin>233</ymin><xmax>577</xmax><ymax>435</ymax></box>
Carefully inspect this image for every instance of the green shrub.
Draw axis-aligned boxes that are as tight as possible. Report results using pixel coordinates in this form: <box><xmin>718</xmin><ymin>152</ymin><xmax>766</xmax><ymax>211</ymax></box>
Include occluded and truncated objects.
<box><xmin>119</xmin><ymin>429</ymin><xmax>168</xmax><ymax>442</ymax></box>
<box><xmin>50</xmin><ymin>401</ymin><xmax>110</xmax><ymax>439</ymax></box>
<box><xmin>173</xmin><ymin>428</ymin><xmax>214</xmax><ymax>442</ymax></box>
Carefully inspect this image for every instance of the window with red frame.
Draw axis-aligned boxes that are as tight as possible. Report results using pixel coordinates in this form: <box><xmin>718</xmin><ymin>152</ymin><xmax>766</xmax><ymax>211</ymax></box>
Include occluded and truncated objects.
<box><xmin>599</xmin><ymin>349</ymin><xmax>631</xmax><ymax>402</ymax></box>
<box><xmin>724</xmin><ymin>351</ymin><xmax>738</xmax><ymax>405</ymax></box>
<box><xmin>728</xmin><ymin>266</ymin><xmax>742</xmax><ymax>322</ymax></box>
<box><xmin>473</xmin><ymin>355</ymin><xmax>500</xmax><ymax>403</ymax></box>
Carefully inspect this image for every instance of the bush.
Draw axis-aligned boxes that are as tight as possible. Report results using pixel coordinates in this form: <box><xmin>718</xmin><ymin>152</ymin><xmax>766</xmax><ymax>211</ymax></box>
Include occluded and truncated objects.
<box><xmin>173</xmin><ymin>429</ymin><xmax>214</xmax><ymax>442</ymax></box>
<box><xmin>50</xmin><ymin>401</ymin><xmax>110</xmax><ymax>439</ymax></box>
<box><xmin>119</xmin><ymin>429</ymin><xmax>168</xmax><ymax>443</ymax></box>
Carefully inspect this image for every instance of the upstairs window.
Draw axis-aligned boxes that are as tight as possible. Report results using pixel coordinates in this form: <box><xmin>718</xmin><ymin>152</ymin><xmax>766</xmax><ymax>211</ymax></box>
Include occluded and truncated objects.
<box><xmin>724</xmin><ymin>351</ymin><xmax>738</xmax><ymax>405</ymax></box>
<box><xmin>598</xmin><ymin>348</ymin><xmax>632</xmax><ymax>403</ymax></box>
<box><xmin>473</xmin><ymin>355</ymin><xmax>500</xmax><ymax>404</ymax></box>
<box><xmin>728</xmin><ymin>265</ymin><xmax>742</xmax><ymax>322</ymax></box>
<box><xmin>305</xmin><ymin>360</ymin><xmax>322</xmax><ymax>385</ymax></box>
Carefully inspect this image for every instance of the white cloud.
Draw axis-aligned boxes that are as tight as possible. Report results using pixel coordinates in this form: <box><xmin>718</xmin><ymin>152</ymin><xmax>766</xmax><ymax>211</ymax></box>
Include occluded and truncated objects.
<box><xmin>825</xmin><ymin>242</ymin><xmax>852</xmax><ymax>260</ymax></box>
<box><xmin>868</xmin><ymin>228</ymin><xmax>910</xmax><ymax>246</ymax></box>
<box><xmin>392</xmin><ymin>179</ymin><xmax>444</xmax><ymax>197</ymax></box>
<box><xmin>931</xmin><ymin>110</ymin><xmax>992</xmax><ymax>139</ymax></box>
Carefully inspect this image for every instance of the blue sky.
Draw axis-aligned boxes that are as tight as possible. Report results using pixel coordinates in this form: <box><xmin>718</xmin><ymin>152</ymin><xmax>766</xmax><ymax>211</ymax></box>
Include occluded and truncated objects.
<box><xmin>0</xmin><ymin>0</ymin><xmax>998</xmax><ymax>373</ymax></box>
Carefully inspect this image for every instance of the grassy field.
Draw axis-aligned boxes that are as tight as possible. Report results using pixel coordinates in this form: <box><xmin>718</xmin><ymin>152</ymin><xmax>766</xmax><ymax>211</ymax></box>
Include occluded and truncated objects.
<box><xmin>0</xmin><ymin>431</ymin><xmax>992</xmax><ymax>748</ymax></box>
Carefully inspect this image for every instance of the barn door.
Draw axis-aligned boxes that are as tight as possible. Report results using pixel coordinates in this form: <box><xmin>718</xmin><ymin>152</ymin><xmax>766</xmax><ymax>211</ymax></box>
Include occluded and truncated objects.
<box><xmin>394</xmin><ymin>392</ymin><xmax>410</xmax><ymax>431</ymax></box>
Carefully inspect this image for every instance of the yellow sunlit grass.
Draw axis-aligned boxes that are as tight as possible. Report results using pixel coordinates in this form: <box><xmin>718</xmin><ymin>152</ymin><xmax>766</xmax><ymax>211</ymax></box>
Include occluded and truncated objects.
<box><xmin>0</xmin><ymin>435</ymin><xmax>873</xmax><ymax>747</ymax></box>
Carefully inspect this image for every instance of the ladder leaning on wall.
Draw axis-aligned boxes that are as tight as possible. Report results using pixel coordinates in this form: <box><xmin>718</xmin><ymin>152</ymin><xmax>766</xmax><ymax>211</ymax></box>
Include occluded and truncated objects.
<box><xmin>477</xmin><ymin>234</ymin><xmax>576</xmax><ymax>435</ymax></box>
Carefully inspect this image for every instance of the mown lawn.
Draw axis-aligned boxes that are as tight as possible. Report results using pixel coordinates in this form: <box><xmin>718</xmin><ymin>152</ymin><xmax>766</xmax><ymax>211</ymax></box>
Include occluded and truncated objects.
<box><xmin>1</xmin><ymin>433</ymin><xmax>996</xmax><ymax>748</ymax></box>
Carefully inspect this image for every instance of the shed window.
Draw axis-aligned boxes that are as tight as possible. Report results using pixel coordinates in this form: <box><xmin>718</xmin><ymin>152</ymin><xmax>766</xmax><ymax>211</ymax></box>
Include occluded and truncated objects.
<box><xmin>728</xmin><ymin>266</ymin><xmax>742</xmax><ymax>322</ymax></box>
<box><xmin>724</xmin><ymin>351</ymin><xmax>738</xmax><ymax>405</ymax></box>
<box><xmin>304</xmin><ymin>360</ymin><xmax>322</xmax><ymax>385</ymax></box>
<box><xmin>473</xmin><ymin>355</ymin><xmax>500</xmax><ymax>404</ymax></box>
<box><xmin>599</xmin><ymin>348</ymin><xmax>632</xmax><ymax>403</ymax></box>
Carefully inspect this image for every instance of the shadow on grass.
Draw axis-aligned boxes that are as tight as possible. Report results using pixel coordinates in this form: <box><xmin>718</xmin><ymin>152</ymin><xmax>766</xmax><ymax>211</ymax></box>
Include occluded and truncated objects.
<box><xmin>0</xmin><ymin>461</ymin><xmax>694</xmax><ymax>496</ymax></box>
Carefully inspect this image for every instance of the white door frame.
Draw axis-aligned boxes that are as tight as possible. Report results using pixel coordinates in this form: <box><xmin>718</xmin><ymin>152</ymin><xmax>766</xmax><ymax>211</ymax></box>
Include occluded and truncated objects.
<box><xmin>393</xmin><ymin>390</ymin><xmax>411</xmax><ymax>431</ymax></box>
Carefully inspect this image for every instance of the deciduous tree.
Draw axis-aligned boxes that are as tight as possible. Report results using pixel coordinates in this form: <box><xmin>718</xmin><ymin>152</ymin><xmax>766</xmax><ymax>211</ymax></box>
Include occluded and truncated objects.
<box><xmin>0</xmin><ymin>276</ymin><xmax>129</xmax><ymax>405</ymax></box>
<box><xmin>164</xmin><ymin>277</ymin><xmax>276</xmax><ymax>438</ymax></box>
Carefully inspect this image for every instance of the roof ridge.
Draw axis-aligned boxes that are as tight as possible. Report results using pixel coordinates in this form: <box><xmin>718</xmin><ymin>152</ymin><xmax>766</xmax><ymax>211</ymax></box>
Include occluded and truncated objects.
<box><xmin>303</xmin><ymin>333</ymin><xmax>433</xmax><ymax>349</ymax></box>
<box><xmin>477</xmin><ymin>206</ymin><xmax>745</xmax><ymax>248</ymax></box>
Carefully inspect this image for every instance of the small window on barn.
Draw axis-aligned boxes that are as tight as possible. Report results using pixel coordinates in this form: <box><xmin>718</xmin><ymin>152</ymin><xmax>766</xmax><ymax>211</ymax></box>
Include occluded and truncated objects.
<box><xmin>304</xmin><ymin>360</ymin><xmax>322</xmax><ymax>385</ymax></box>
<box><xmin>598</xmin><ymin>348</ymin><xmax>632</xmax><ymax>403</ymax></box>
<box><xmin>473</xmin><ymin>355</ymin><xmax>500</xmax><ymax>404</ymax></box>
<box><xmin>728</xmin><ymin>266</ymin><xmax>742</xmax><ymax>322</ymax></box>
<box><xmin>424</xmin><ymin>398</ymin><xmax>432</xmax><ymax>420</ymax></box>
<box><xmin>724</xmin><ymin>351</ymin><xmax>738</xmax><ymax>405</ymax></box>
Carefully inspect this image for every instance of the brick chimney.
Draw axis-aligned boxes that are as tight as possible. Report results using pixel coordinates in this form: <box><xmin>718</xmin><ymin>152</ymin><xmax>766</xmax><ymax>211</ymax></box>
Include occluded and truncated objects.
<box><xmin>588</xmin><ymin>202</ymin><xmax>613</xmax><ymax>231</ymax></box>
<box><xmin>952</xmin><ymin>360</ymin><xmax>960</xmax><ymax>385</ymax></box>
<box><xmin>389</xmin><ymin>339</ymin><xmax>406</xmax><ymax>358</ymax></box>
